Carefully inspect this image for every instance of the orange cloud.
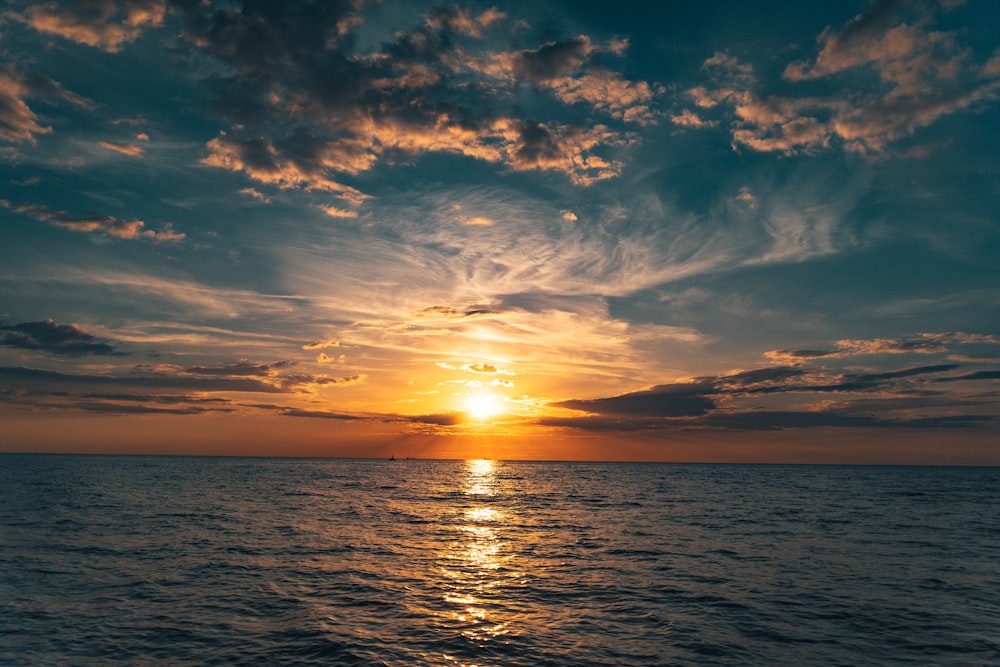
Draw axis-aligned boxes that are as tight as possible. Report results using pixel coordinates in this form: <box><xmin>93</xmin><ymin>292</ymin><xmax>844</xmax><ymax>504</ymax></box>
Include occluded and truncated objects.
<box><xmin>677</xmin><ymin>3</ymin><xmax>1000</xmax><ymax>156</ymax></box>
<box><xmin>0</xmin><ymin>70</ymin><xmax>49</xmax><ymax>143</ymax></box>
<box><xmin>547</xmin><ymin>70</ymin><xmax>657</xmax><ymax>124</ymax></box>
<box><xmin>425</xmin><ymin>6</ymin><xmax>505</xmax><ymax>38</ymax></box>
<box><xmin>98</xmin><ymin>141</ymin><xmax>145</xmax><ymax>157</ymax></box>
<box><xmin>201</xmin><ymin>134</ymin><xmax>369</xmax><ymax>205</ymax></box>
<box><xmin>320</xmin><ymin>205</ymin><xmax>358</xmax><ymax>219</ymax></box>
<box><xmin>302</xmin><ymin>340</ymin><xmax>340</xmax><ymax>350</ymax></box>
<box><xmin>23</xmin><ymin>0</ymin><xmax>165</xmax><ymax>52</ymax></box>
<box><xmin>671</xmin><ymin>109</ymin><xmax>715</xmax><ymax>128</ymax></box>
<box><xmin>0</xmin><ymin>200</ymin><xmax>183</xmax><ymax>241</ymax></box>
<box><xmin>238</xmin><ymin>188</ymin><xmax>271</xmax><ymax>205</ymax></box>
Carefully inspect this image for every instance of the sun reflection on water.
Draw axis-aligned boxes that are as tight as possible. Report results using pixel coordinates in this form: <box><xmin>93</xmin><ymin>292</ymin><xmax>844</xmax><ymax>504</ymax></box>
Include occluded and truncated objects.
<box><xmin>438</xmin><ymin>459</ymin><xmax>519</xmax><ymax>654</ymax></box>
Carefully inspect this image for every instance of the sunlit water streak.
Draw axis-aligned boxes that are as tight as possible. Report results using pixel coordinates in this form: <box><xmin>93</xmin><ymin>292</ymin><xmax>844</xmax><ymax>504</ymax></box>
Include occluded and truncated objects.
<box><xmin>1</xmin><ymin>455</ymin><xmax>997</xmax><ymax>666</ymax></box>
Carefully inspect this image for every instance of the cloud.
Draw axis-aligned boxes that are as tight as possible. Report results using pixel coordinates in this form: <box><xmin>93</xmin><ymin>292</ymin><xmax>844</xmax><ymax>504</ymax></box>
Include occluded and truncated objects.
<box><xmin>512</xmin><ymin>36</ymin><xmax>594</xmax><ymax>81</ymax></box>
<box><xmin>434</xmin><ymin>361</ymin><xmax>516</xmax><ymax>376</ymax></box>
<box><xmin>0</xmin><ymin>365</ymin><xmax>284</xmax><ymax>394</ymax></box>
<box><xmin>320</xmin><ymin>205</ymin><xmax>358</xmax><ymax>219</ymax></box>
<box><xmin>417</xmin><ymin>305</ymin><xmax>502</xmax><ymax>320</ymax></box>
<box><xmin>184</xmin><ymin>360</ymin><xmax>292</xmax><ymax>377</ymax></box>
<box><xmin>766</xmin><ymin>332</ymin><xmax>1000</xmax><ymax>361</ymax></box>
<box><xmin>931</xmin><ymin>369</ymin><xmax>1000</xmax><ymax>383</ymax></box>
<box><xmin>0</xmin><ymin>319</ymin><xmax>120</xmax><ymax>356</ymax></box>
<box><xmin>675</xmin><ymin>2</ymin><xmax>1000</xmax><ymax>155</ymax></box>
<box><xmin>302</xmin><ymin>340</ymin><xmax>340</xmax><ymax>350</ymax></box>
<box><xmin>174</xmin><ymin>2</ymin><xmax>654</xmax><ymax>193</ymax></box>
<box><xmin>1</xmin><ymin>200</ymin><xmax>184</xmax><ymax>241</ymax></box>
<box><xmin>0</xmin><ymin>360</ymin><xmax>366</xmax><ymax>410</ymax></box>
<box><xmin>98</xmin><ymin>140</ymin><xmax>145</xmax><ymax>157</ymax></box>
<box><xmin>554</xmin><ymin>381</ymin><xmax>717</xmax><ymax>418</ymax></box>
<box><xmin>276</xmin><ymin>407</ymin><xmax>363</xmax><ymax>420</ymax></box>
<box><xmin>463</xmin><ymin>363</ymin><xmax>498</xmax><ymax>374</ymax></box>
<box><xmin>547</xmin><ymin>331</ymin><xmax>1000</xmax><ymax>432</ymax></box>
<box><xmin>460</xmin><ymin>216</ymin><xmax>494</xmax><ymax>226</ymax></box>
<box><xmin>783</xmin><ymin>0</ymin><xmax>937</xmax><ymax>84</ymax></box>
<box><xmin>424</xmin><ymin>6</ymin><xmax>505</xmax><ymax>39</ymax></box>
<box><xmin>703</xmin><ymin>410</ymin><xmax>993</xmax><ymax>431</ymax></box>
<box><xmin>238</xmin><ymin>188</ymin><xmax>271</xmax><ymax>204</ymax></box>
<box><xmin>406</xmin><ymin>412</ymin><xmax>463</xmax><ymax>426</ymax></box>
<box><xmin>0</xmin><ymin>65</ymin><xmax>93</xmax><ymax>144</ymax></box>
<box><xmin>670</xmin><ymin>109</ymin><xmax>715</xmax><ymax>128</ymax></box>
<box><xmin>765</xmin><ymin>348</ymin><xmax>838</xmax><ymax>362</ymax></box>
<box><xmin>201</xmin><ymin>133</ymin><xmax>370</xmax><ymax>205</ymax></box>
<box><xmin>20</xmin><ymin>0</ymin><xmax>166</xmax><ymax>52</ymax></box>
<box><xmin>735</xmin><ymin>186</ymin><xmax>755</xmax><ymax>208</ymax></box>
<box><xmin>0</xmin><ymin>69</ymin><xmax>50</xmax><ymax>144</ymax></box>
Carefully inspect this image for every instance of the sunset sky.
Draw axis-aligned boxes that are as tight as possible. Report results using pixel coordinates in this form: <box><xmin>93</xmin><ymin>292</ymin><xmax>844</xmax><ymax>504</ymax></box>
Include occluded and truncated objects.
<box><xmin>1</xmin><ymin>0</ymin><xmax>998</xmax><ymax>463</ymax></box>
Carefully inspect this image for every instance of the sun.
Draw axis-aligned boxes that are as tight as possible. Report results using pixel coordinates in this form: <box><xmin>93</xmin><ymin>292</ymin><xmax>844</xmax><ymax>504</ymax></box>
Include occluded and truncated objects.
<box><xmin>465</xmin><ymin>392</ymin><xmax>505</xmax><ymax>420</ymax></box>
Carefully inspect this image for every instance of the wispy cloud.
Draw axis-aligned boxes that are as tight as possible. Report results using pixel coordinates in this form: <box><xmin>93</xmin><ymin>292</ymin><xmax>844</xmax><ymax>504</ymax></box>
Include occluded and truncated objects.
<box><xmin>238</xmin><ymin>188</ymin><xmax>271</xmax><ymax>204</ymax></box>
<box><xmin>97</xmin><ymin>140</ymin><xmax>145</xmax><ymax>158</ymax></box>
<box><xmin>1</xmin><ymin>200</ymin><xmax>183</xmax><ymax>240</ymax></box>
<box><xmin>0</xmin><ymin>64</ymin><xmax>93</xmax><ymax>144</ymax></box>
<box><xmin>766</xmin><ymin>332</ymin><xmax>1000</xmax><ymax>361</ymax></box>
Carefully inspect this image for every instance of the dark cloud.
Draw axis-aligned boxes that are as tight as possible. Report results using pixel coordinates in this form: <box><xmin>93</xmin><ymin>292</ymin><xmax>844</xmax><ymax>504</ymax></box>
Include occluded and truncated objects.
<box><xmin>513</xmin><ymin>119</ymin><xmax>562</xmax><ymax>166</ymax></box>
<box><xmin>277</xmin><ymin>408</ymin><xmax>362</xmax><ymax>420</ymax></box>
<box><xmin>0</xmin><ymin>365</ymin><xmax>283</xmax><ymax>393</ymax></box>
<box><xmin>538</xmin><ymin>414</ymin><xmax>690</xmax><ymax>432</ymax></box>
<box><xmin>554</xmin><ymin>381</ymin><xmax>716</xmax><ymax>417</ymax></box>
<box><xmin>417</xmin><ymin>305</ymin><xmax>502</xmax><ymax>319</ymax></box>
<box><xmin>278</xmin><ymin>373</ymin><xmax>364</xmax><ymax>388</ymax></box>
<box><xmin>804</xmin><ymin>364</ymin><xmax>962</xmax><ymax>394</ymax></box>
<box><xmin>512</xmin><ymin>37</ymin><xmax>591</xmax><ymax>82</ymax></box>
<box><xmin>184</xmin><ymin>361</ymin><xmax>286</xmax><ymax>377</ymax></box>
<box><xmin>933</xmin><ymin>370</ymin><xmax>1000</xmax><ymax>383</ymax></box>
<box><xmin>548</xmin><ymin>358</ymin><xmax>996</xmax><ymax>433</ymax></box>
<box><xmin>407</xmin><ymin>413</ymin><xmax>463</xmax><ymax>426</ymax></box>
<box><xmin>0</xmin><ymin>320</ymin><xmax>120</xmax><ymax>356</ymax></box>
<box><xmin>174</xmin><ymin>1</ymin><xmax>643</xmax><ymax>191</ymax></box>
<box><xmin>767</xmin><ymin>333</ymin><xmax>1000</xmax><ymax>362</ymax></box>
<box><xmin>84</xmin><ymin>393</ymin><xmax>232</xmax><ymax>405</ymax></box>
<box><xmin>719</xmin><ymin>366</ymin><xmax>807</xmax><ymax>386</ymax></box>
<box><xmin>0</xmin><ymin>364</ymin><xmax>367</xmax><ymax>417</ymax></box>
<box><xmin>704</xmin><ymin>410</ymin><xmax>994</xmax><ymax>431</ymax></box>
<box><xmin>75</xmin><ymin>401</ymin><xmax>223</xmax><ymax>415</ymax></box>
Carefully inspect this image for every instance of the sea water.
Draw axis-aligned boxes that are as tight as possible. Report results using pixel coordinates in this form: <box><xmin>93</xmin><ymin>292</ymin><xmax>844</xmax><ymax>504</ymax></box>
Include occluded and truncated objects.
<box><xmin>1</xmin><ymin>454</ymin><xmax>997</xmax><ymax>666</ymax></box>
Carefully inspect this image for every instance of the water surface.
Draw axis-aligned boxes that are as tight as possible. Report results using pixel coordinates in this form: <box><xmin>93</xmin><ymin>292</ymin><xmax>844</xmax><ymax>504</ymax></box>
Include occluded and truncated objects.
<box><xmin>1</xmin><ymin>455</ymin><xmax>997</xmax><ymax>665</ymax></box>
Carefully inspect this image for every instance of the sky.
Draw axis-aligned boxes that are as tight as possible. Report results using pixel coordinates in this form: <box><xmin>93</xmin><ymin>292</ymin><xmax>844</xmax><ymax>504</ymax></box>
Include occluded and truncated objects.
<box><xmin>1</xmin><ymin>0</ymin><xmax>998</xmax><ymax>463</ymax></box>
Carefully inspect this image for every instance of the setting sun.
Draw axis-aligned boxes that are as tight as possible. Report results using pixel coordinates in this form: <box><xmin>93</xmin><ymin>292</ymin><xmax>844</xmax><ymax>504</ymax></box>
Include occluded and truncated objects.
<box><xmin>465</xmin><ymin>393</ymin><xmax>505</xmax><ymax>421</ymax></box>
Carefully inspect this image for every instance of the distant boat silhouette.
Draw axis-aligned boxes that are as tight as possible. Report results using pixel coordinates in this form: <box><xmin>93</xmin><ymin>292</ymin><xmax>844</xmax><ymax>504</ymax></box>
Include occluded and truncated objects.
<box><xmin>389</xmin><ymin>452</ymin><xmax>396</xmax><ymax>461</ymax></box>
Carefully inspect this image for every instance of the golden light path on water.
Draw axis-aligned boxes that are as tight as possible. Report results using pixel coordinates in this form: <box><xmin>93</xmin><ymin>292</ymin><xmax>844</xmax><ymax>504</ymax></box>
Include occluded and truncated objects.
<box><xmin>440</xmin><ymin>459</ymin><xmax>518</xmax><ymax>664</ymax></box>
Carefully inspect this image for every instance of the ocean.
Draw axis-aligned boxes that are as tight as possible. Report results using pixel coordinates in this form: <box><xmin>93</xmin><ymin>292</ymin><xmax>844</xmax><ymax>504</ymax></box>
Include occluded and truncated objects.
<box><xmin>1</xmin><ymin>454</ymin><xmax>997</xmax><ymax>666</ymax></box>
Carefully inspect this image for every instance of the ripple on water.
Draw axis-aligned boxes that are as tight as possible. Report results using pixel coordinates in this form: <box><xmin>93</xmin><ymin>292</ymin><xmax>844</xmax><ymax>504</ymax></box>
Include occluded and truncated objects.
<box><xmin>1</xmin><ymin>456</ymin><xmax>998</xmax><ymax>666</ymax></box>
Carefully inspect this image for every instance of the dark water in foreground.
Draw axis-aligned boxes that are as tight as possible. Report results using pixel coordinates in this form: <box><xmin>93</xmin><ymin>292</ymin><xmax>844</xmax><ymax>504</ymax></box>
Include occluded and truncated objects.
<box><xmin>1</xmin><ymin>455</ymin><xmax>998</xmax><ymax>666</ymax></box>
